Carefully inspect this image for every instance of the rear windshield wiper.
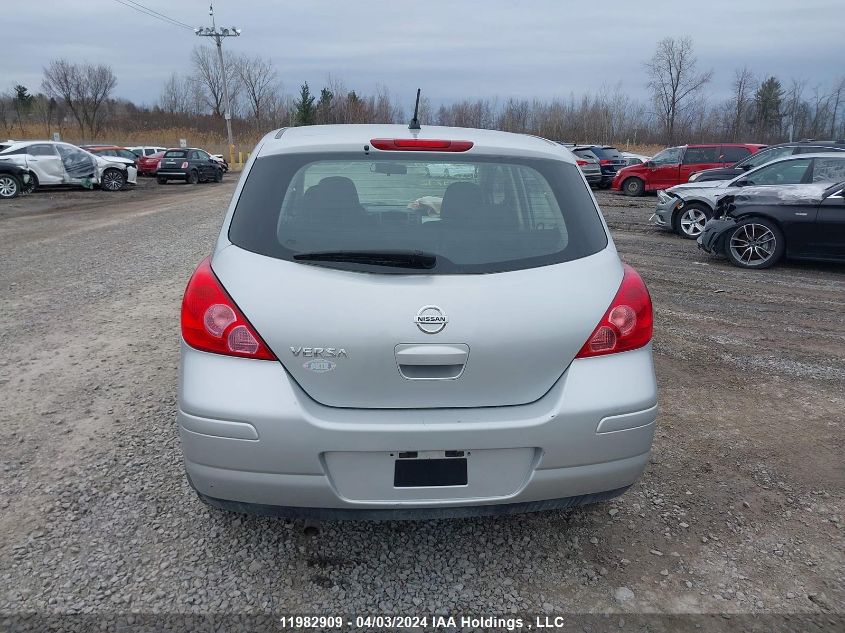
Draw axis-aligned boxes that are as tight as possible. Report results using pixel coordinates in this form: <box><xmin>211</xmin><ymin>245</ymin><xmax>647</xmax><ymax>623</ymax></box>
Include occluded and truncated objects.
<box><xmin>293</xmin><ymin>249</ymin><xmax>437</xmax><ymax>269</ymax></box>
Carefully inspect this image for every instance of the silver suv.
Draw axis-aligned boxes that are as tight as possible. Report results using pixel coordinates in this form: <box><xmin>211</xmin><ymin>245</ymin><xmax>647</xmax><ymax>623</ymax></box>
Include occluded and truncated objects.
<box><xmin>178</xmin><ymin>124</ymin><xmax>657</xmax><ymax>519</ymax></box>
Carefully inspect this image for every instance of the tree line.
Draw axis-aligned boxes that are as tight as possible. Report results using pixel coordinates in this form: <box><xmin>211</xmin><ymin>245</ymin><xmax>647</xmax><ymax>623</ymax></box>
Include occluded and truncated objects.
<box><xmin>2</xmin><ymin>37</ymin><xmax>844</xmax><ymax>149</ymax></box>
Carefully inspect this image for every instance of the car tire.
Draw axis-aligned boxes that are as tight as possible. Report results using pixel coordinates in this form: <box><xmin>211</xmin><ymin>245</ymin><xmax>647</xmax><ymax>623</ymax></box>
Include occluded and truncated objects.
<box><xmin>673</xmin><ymin>203</ymin><xmax>712</xmax><ymax>240</ymax></box>
<box><xmin>622</xmin><ymin>177</ymin><xmax>644</xmax><ymax>197</ymax></box>
<box><xmin>187</xmin><ymin>170</ymin><xmax>199</xmax><ymax>185</ymax></box>
<box><xmin>214</xmin><ymin>169</ymin><xmax>223</xmax><ymax>183</ymax></box>
<box><xmin>723</xmin><ymin>217</ymin><xmax>785</xmax><ymax>269</ymax></box>
<box><xmin>101</xmin><ymin>168</ymin><xmax>127</xmax><ymax>192</ymax></box>
<box><xmin>22</xmin><ymin>173</ymin><xmax>38</xmax><ymax>195</ymax></box>
<box><xmin>0</xmin><ymin>174</ymin><xmax>21</xmax><ymax>199</ymax></box>
<box><xmin>157</xmin><ymin>176</ymin><xmax>167</xmax><ymax>185</ymax></box>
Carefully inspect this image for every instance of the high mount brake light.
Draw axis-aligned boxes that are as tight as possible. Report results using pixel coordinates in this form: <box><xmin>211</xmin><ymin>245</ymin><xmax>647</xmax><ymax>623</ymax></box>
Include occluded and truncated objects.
<box><xmin>576</xmin><ymin>264</ymin><xmax>653</xmax><ymax>358</ymax></box>
<box><xmin>181</xmin><ymin>257</ymin><xmax>277</xmax><ymax>360</ymax></box>
<box><xmin>370</xmin><ymin>139</ymin><xmax>474</xmax><ymax>152</ymax></box>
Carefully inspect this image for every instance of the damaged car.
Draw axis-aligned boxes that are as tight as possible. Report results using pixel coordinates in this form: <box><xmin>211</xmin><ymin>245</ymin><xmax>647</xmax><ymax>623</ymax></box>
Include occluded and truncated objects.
<box><xmin>0</xmin><ymin>162</ymin><xmax>37</xmax><ymax>199</ymax></box>
<box><xmin>652</xmin><ymin>153</ymin><xmax>845</xmax><ymax>239</ymax></box>
<box><xmin>697</xmin><ymin>180</ymin><xmax>845</xmax><ymax>269</ymax></box>
<box><xmin>0</xmin><ymin>141</ymin><xmax>137</xmax><ymax>192</ymax></box>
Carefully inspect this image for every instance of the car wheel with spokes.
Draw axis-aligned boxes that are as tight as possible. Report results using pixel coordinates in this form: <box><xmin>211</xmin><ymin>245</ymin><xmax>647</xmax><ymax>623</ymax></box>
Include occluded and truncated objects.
<box><xmin>724</xmin><ymin>218</ymin><xmax>784</xmax><ymax>269</ymax></box>
<box><xmin>0</xmin><ymin>174</ymin><xmax>21</xmax><ymax>199</ymax></box>
<box><xmin>21</xmin><ymin>173</ymin><xmax>37</xmax><ymax>194</ymax></box>
<box><xmin>101</xmin><ymin>168</ymin><xmax>127</xmax><ymax>192</ymax></box>
<box><xmin>674</xmin><ymin>203</ymin><xmax>711</xmax><ymax>240</ymax></box>
<box><xmin>622</xmin><ymin>177</ymin><xmax>644</xmax><ymax>197</ymax></box>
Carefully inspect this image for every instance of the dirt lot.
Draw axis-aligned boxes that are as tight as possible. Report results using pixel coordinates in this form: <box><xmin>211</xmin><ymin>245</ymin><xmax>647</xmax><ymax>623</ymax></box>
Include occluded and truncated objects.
<box><xmin>0</xmin><ymin>179</ymin><xmax>842</xmax><ymax>629</ymax></box>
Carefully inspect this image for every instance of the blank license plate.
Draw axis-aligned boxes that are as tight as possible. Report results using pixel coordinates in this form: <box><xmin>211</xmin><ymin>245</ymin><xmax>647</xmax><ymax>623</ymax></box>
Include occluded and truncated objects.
<box><xmin>394</xmin><ymin>458</ymin><xmax>468</xmax><ymax>488</ymax></box>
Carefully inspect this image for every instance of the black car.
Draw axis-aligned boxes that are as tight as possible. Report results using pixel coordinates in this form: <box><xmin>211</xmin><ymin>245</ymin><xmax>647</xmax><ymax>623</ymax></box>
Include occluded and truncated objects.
<box><xmin>690</xmin><ymin>140</ymin><xmax>845</xmax><ymax>183</ymax></box>
<box><xmin>573</xmin><ymin>145</ymin><xmax>626</xmax><ymax>188</ymax></box>
<box><xmin>156</xmin><ymin>148</ymin><xmax>224</xmax><ymax>185</ymax></box>
<box><xmin>697</xmin><ymin>181</ymin><xmax>845</xmax><ymax>269</ymax></box>
<box><xmin>0</xmin><ymin>161</ymin><xmax>36</xmax><ymax>199</ymax></box>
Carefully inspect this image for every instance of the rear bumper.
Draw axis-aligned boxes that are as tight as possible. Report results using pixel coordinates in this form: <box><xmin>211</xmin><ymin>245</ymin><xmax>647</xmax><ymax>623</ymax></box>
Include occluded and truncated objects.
<box><xmin>157</xmin><ymin>170</ymin><xmax>189</xmax><ymax>179</ymax></box>
<box><xmin>191</xmin><ymin>480</ymin><xmax>633</xmax><ymax>520</ymax></box>
<box><xmin>178</xmin><ymin>342</ymin><xmax>657</xmax><ymax>516</ymax></box>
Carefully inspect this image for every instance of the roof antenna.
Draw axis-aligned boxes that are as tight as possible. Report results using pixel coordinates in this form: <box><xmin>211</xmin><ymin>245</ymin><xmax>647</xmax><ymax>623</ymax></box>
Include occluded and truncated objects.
<box><xmin>408</xmin><ymin>88</ymin><xmax>422</xmax><ymax>130</ymax></box>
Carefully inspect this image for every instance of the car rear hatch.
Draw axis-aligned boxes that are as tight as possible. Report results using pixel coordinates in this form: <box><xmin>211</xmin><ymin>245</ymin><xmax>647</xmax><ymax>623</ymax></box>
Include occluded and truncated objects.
<box><xmin>212</xmin><ymin>246</ymin><xmax>620</xmax><ymax>409</ymax></box>
<box><xmin>160</xmin><ymin>151</ymin><xmax>187</xmax><ymax>171</ymax></box>
<box><xmin>593</xmin><ymin>147</ymin><xmax>627</xmax><ymax>174</ymax></box>
<box><xmin>213</xmin><ymin>148</ymin><xmax>617</xmax><ymax>409</ymax></box>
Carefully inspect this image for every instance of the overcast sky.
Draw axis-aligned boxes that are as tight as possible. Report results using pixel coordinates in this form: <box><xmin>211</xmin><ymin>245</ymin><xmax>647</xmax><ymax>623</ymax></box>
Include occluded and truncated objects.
<box><xmin>7</xmin><ymin>0</ymin><xmax>844</xmax><ymax>109</ymax></box>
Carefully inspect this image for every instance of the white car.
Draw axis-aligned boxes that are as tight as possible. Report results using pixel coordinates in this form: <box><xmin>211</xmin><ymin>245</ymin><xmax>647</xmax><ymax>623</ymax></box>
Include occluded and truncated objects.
<box><xmin>653</xmin><ymin>153</ymin><xmax>845</xmax><ymax>239</ymax></box>
<box><xmin>621</xmin><ymin>152</ymin><xmax>651</xmax><ymax>166</ymax></box>
<box><xmin>128</xmin><ymin>146</ymin><xmax>167</xmax><ymax>158</ymax></box>
<box><xmin>0</xmin><ymin>141</ymin><xmax>137</xmax><ymax>191</ymax></box>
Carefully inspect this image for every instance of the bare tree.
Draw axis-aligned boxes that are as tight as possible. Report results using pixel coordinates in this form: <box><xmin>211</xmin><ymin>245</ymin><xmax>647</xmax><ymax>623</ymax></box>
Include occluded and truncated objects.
<box><xmin>729</xmin><ymin>66</ymin><xmax>756</xmax><ymax>141</ymax></box>
<box><xmin>160</xmin><ymin>73</ymin><xmax>188</xmax><ymax>114</ymax></box>
<box><xmin>191</xmin><ymin>45</ymin><xmax>240</xmax><ymax>118</ymax></box>
<box><xmin>782</xmin><ymin>79</ymin><xmax>806</xmax><ymax>140</ymax></box>
<box><xmin>236</xmin><ymin>54</ymin><xmax>277</xmax><ymax>122</ymax></box>
<box><xmin>42</xmin><ymin>59</ymin><xmax>117</xmax><ymax>138</ymax></box>
<box><xmin>31</xmin><ymin>94</ymin><xmax>57</xmax><ymax>136</ymax></box>
<box><xmin>645</xmin><ymin>37</ymin><xmax>713</xmax><ymax>144</ymax></box>
<box><xmin>830</xmin><ymin>77</ymin><xmax>845</xmax><ymax>138</ymax></box>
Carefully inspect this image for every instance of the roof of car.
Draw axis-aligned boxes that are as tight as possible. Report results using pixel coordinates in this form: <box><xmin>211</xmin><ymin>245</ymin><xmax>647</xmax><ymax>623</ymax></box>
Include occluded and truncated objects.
<box><xmin>767</xmin><ymin>139</ymin><xmax>845</xmax><ymax>148</ymax></box>
<box><xmin>257</xmin><ymin>124</ymin><xmax>576</xmax><ymax>163</ymax></box>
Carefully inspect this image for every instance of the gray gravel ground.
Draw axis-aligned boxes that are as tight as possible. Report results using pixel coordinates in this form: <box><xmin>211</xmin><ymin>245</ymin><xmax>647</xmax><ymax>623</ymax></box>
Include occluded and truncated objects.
<box><xmin>0</xmin><ymin>181</ymin><xmax>843</xmax><ymax>628</ymax></box>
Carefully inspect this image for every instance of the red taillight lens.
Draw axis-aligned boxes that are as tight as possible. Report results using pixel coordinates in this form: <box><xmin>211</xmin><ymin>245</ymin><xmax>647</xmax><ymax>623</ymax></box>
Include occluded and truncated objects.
<box><xmin>370</xmin><ymin>138</ymin><xmax>474</xmax><ymax>152</ymax></box>
<box><xmin>576</xmin><ymin>159</ymin><xmax>588</xmax><ymax>166</ymax></box>
<box><xmin>181</xmin><ymin>161</ymin><xmax>189</xmax><ymax>169</ymax></box>
<box><xmin>599</xmin><ymin>159</ymin><xmax>613</xmax><ymax>165</ymax></box>
<box><xmin>181</xmin><ymin>257</ymin><xmax>277</xmax><ymax>360</ymax></box>
<box><xmin>576</xmin><ymin>264</ymin><xmax>653</xmax><ymax>358</ymax></box>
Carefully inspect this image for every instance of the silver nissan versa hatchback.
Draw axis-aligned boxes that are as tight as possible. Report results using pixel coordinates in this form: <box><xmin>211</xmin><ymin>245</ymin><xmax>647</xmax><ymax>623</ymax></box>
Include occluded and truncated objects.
<box><xmin>178</xmin><ymin>124</ymin><xmax>657</xmax><ymax>519</ymax></box>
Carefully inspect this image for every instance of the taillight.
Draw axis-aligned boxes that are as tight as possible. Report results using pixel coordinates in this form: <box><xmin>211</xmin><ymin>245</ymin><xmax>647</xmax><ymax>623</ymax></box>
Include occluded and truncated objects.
<box><xmin>370</xmin><ymin>138</ymin><xmax>473</xmax><ymax>152</ymax></box>
<box><xmin>181</xmin><ymin>161</ymin><xmax>189</xmax><ymax>169</ymax></box>
<box><xmin>576</xmin><ymin>264</ymin><xmax>653</xmax><ymax>358</ymax></box>
<box><xmin>576</xmin><ymin>159</ymin><xmax>588</xmax><ymax>166</ymax></box>
<box><xmin>181</xmin><ymin>257</ymin><xmax>277</xmax><ymax>360</ymax></box>
<box><xmin>599</xmin><ymin>159</ymin><xmax>613</xmax><ymax>165</ymax></box>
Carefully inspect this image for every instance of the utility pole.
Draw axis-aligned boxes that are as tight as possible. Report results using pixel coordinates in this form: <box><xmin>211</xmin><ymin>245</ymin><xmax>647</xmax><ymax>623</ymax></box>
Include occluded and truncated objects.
<box><xmin>195</xmin><ymin>3</ymin><xmax>240</xmax><ymax>165</ymax></box>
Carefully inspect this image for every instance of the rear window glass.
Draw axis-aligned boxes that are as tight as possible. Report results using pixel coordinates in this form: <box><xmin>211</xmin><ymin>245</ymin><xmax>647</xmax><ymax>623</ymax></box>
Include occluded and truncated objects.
<box><xmin>721</xmin><ymin>146</ymin><xmax>751</xmax><ymax>163</ymax></box>
<box><xmin>812</xmin><ymin>157</ymin><xmax>845</xmax><ymax>183</ymax></box>
<box><xmin>229</xmin><ymin>154</ymin><xmax>608</xmax><ymax>274</ymax></box>
<box><xmin>587</xmin><ymin>147</ymin><xmax>622</xmax><ymax>160</ymax></box>
<box><xmin>164</xmin><ymin>150</ymin><xmax>187</xmax><ymax>158</ymax></box>
<box><xmin>683</xmin><ymin>147</ymin><xmax>720</xmax><ymax>164</ymax></box>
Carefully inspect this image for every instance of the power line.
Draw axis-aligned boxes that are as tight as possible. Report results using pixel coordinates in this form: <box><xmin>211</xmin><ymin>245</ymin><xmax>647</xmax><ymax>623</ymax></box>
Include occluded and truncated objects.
<box><xmin>111</xmin><ymin>0</ymin><xmax>194</xmax><ymax>30</ymax></box>
<box><xmin>122</xmin><ymin>0</ymin><xmax>194</xmax><ymax>29</ymax></box>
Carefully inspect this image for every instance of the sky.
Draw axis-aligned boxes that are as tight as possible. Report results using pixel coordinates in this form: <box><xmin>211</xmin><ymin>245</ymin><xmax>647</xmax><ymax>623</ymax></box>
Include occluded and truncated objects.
<box><xmin>7</xmin><ymin>0</ymin><xmax>844</xmax><ymax>109</ymax></box>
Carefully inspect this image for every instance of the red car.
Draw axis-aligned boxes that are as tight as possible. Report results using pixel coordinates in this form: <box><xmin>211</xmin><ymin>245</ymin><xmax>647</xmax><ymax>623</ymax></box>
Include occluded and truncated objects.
<box><xmin>137</xmin><ymin>151</ymin><xmax>164</xmax><ymax>176</ymax></box>
<box><xmin>612</xmin><ymin>143</ymin><xmax>766</xmax><ymax>196</ymax></box>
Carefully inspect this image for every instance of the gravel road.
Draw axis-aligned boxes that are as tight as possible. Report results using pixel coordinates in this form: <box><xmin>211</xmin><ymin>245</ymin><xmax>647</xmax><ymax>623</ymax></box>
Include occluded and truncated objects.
<box><xmin>1</xmin><ymin>180</ymin><xmax>842</xmax><ymax>629</ymax></box>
